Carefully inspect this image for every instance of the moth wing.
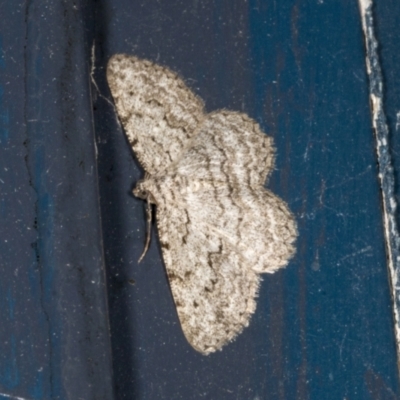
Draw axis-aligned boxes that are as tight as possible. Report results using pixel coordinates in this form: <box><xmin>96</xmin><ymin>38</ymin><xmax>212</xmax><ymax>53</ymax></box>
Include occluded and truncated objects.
<box><xmin>167</xmin><ymin>109</ymin><xmax>297</xmax><ymax>272</ymax></box>
<box><xmin>156</xmin><ymin>198</ymin><xmax>261</xmax><ymax>355</ymax></box>
<box><xmin>170</xmin><ymin>110</ymin><xmax>276</xmax><ymax>187</ymax></box>
<box><xmin>156</xmin><ymin>111</ymin><xmax>296</xmax><ymax>353</ymax></box>
<box><xmin>243</xmin><ymin>188</ymin><xmax>298</xmax><ymax>273</ymax></box>
<box><xmin>157</xmin><ymin>184</ymin><xmax>296</xmax><ymax>354</ymax></box>
<box><xmin>107</xmin><ymin>54</ymin><xmax>204</xmax><ymax>175</ymax></box>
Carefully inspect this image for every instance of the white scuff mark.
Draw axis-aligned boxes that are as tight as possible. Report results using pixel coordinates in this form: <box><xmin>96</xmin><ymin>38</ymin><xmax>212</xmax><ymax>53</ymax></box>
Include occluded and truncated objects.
<box><xmin>358</xmin><ymin>0</ymin><xmax>400</xmax><ymax>373</ymax></box>
<box><xmin>94</xmin><ymin>140</ymin><xmax>98</xmax><ymax>160</ymax></box>
<box><xmin>339</xmin><ymin>331</ymin><xmax>347</xmax><ymax>362</ymax></box>
<box><xmin>292</xmin><ymin>166</ymin><xmax>372</xmax><ymax>205</ymax></box>
<box><xmin>0</xmin><ymin>392</ymin><xmax>32</xmax><ymax>400</ymax></box>
<box><xmin>336</xmin><ymin>246</ymin><xmax>372</xmax><ymax>266</ymax></box>
<box><xmin>396</xmin><ymin>111</ymin><xmax>400</xmax><ymax>131</ymax></box>
<box><xmin>90</xmin><ymin>42</ymin><xmax>117</xmax><ymax>161</ymax></box>
<box><xmin>90</xmin><ymin>42</ymin><xmax>115</xmax><ymax>109</ymax></box>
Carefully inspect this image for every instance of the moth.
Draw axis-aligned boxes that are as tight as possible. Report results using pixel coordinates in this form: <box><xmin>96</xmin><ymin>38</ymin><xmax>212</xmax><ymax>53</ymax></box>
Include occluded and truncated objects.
<box><xmin>107</xmin><ymin>54</ymin><xmax>297</xmax><ymax>355</ymax></box>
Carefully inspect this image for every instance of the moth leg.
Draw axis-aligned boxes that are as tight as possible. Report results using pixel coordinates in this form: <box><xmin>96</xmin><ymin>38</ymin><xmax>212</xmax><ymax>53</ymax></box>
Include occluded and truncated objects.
<box><xmin>138</xmin><ymin>199</ymin><xmax>153</xmax><ymax>263</ymax></box>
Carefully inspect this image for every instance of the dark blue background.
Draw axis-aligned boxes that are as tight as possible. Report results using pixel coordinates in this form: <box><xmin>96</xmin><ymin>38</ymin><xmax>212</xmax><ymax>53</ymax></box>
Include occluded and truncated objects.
<box><xmin>0</xmin><ymin>0</ymin><xmax>399</xmax><ymax>399</ymax></box>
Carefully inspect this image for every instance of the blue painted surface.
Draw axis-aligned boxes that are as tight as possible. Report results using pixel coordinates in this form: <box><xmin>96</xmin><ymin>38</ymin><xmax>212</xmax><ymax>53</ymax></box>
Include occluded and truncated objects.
<box><xmin>374</xmin><ymin>0</ymin><xmax>400</xmax><ymax>229</ymax></box>
<box><xmin>93</xmin><ymin>0</ymin><xmax>400</xmax><ymax>399</ymax></box>
<box><xmin>0</xmin><ymin>1</ymin><xmax>113</xmax><ymax>399</ymax></box>
<box><xmin>1</xmin><ymin>0</ymin><xmax>399</xmax><ymax>399</ymax></box>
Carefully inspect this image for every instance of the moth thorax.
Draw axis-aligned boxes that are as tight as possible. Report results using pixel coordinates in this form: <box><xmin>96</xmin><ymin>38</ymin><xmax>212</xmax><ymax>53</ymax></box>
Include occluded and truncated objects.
<box><xmin>133</xmin><ymin>176</ymin><xmax>173</xmax><ymax>207</ymax></box>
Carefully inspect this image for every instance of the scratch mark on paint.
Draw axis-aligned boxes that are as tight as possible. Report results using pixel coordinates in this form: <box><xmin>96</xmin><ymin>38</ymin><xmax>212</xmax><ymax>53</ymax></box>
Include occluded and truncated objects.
<box><xmin>358</xmin><ymin>0</ymin><xmax>400</xmax><ymax>374</ymax></box>
<box><xmin>0</xmin><ymin>392</ymin><xmax>32</xmax><ymax>400</ymax></box>
<box><xmin>336</xmin><ymin>246</ymin><xmax>373</xmax><ymax>266</ymax></box>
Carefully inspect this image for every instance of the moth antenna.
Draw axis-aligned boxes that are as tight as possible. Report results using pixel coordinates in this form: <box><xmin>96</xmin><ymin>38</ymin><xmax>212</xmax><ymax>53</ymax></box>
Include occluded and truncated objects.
<box><xmin>138</xmin><ymin>199</ymin><xmax>152</xmax><ymax>263</ymax></box>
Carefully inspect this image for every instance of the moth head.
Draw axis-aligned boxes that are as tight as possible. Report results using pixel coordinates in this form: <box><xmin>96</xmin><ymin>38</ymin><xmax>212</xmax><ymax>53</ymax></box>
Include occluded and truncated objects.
<box><xmin>133</xmin><ymin>180</ymin><xmax>148</xmax><ymax>200</ymax></box>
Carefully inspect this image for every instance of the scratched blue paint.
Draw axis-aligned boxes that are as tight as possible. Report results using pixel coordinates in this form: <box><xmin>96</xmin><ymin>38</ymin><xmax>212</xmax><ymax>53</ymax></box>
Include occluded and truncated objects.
<box><xmin>6</xmin><ymin>289</ymin><xmax>14</xmax><ymax>321</ymax></box>
<box><xmin>0</xmin><ymin>36</ymin><xmax>4</xmax><ymax>70</ymax></box>
<box><xmin>26</xmin><ymin>75</ymin><xmax>60</xmax><ymax>400</ymax></box>
<box><xmin>246</xmin><ymin>1</ymin><xmax>399</xmax><ymax>399</ymax></box>
<box><xmin>27</xmin><ymin>253</ymin><xmax>41</xmax><ymax>300</ymax></box>
<box><xmin>0</xmin><ymin>1</ymin><xmax>112</xmax><ymax>397</ymax></box>
<box><xmin>29</xmin><ymin>369</ymin><xmax>45</xmax><ymax>400</ymax></box>
<box><xmin>0</xmin><ymin>0</ymin><xmax>398</xmax><ymax>398</ymax></box>
<box><xmin>0</xmin><ymin>197</ymin><xmax>5</xmax><ymax>219</ymax></box>
<box><xmin>0</xmin><ymin>87</ymin><xmax>8</xmax><ymax>144</ymax></box>
<box><xmin>48</xmin><ymin>322</ymin><xmax>63</xmax><ymax>400</ymax></box>
<box><xmin>0</xmin><ymin>35</ymin><xmax>9</xmax><ymax>144</ymax></box>
<box><xmin>247</xmin><ymin>4</ymin><xmax>301</xmax><ymax>398</ymax></box>
<box><xmin>0</xmin><ymin>108</ymin><xmax>9</xmax><ymax>143</ymax></box>
<box><xmin>35</xmin><ymin>191</ymin><xmax>55</xmax><ymax>300</ymax></box>
<box><xmin>0</xmin><ymin>336</ymin><xmax>19</xmax><ymax>389</ymax></box>
<box><xmin>209</xmin><ymin>0</ymin><xmax>229</xmax><ymax>108</ymax></box>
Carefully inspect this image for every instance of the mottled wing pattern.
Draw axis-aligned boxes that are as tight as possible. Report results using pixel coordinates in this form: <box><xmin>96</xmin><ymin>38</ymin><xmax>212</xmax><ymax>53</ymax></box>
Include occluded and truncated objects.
<box><xmin>156</xmin><ymin>112</ymin><xmax>297</xmax><ymax>353</ymax></box>
<box><xmin>174</xmin><ymin>111</ymin><xmax>276</xmax><ymax>186</ymax></box>
<box><xmin>107</xmin><ymin>54</ymin><xmax>204</xmax><ymax>175</ymax></box>
<box><xmin>156</xmin><ymin>189</ymin><xmax>261</xmax><ymax>355</ymax></box>
<box><xmin>168</xmin><ymin>111</ymin><xmax>297</xmax><ymax>272</ymax></box>
<box><xmin>107</xmin><ymin>54</ymin><xmax>297</xmax><ymax>354</ymax></box>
